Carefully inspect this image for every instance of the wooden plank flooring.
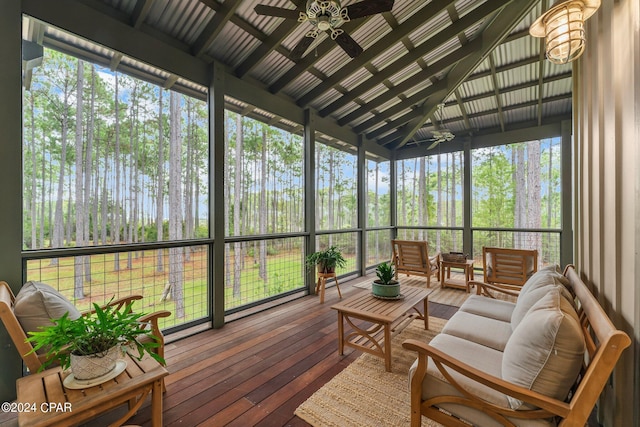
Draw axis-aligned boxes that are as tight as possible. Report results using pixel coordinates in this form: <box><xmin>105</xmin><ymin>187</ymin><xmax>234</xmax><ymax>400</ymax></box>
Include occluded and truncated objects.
<box><xmin>0</xmin><ymin>277</ymin><xmax>458</xmax><ymax>427</ymax></box>
<box><xmin>129</xmin><ymin>278</ymin><xmax>458</xmax><ymax>426</ymax></box>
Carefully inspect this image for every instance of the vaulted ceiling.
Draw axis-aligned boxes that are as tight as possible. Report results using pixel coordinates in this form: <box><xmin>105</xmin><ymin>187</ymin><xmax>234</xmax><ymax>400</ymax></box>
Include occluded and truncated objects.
<box><xmin>21</xmin><ymin>0</ymin><xmax>571</xmax><ymax>157</ymax></box>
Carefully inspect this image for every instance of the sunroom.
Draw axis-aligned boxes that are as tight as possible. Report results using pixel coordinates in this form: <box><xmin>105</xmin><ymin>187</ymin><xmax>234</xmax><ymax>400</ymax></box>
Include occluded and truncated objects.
<box><xmin>0</xmin><ymin>0</ymin><xmax>638</xmax><ymax>426</ymax></box>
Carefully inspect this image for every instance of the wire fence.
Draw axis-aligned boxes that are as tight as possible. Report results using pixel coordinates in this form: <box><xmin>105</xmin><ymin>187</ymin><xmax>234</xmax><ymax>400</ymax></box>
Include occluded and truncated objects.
<box><xmin>25</xmin><ymin>246</ymin><xmax>209</xmax><ymax>330</ymax></box>
<box><xmin>224</xmin><ymin>237</ymin><xmax>305</xmax><ymax>311</ymax></box>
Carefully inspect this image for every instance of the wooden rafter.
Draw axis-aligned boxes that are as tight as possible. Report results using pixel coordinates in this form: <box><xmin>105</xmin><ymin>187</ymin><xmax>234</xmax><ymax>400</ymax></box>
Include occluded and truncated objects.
<box><xmin>130</xmin><ymin>0</ymin><xmax>155</xmax><ymax>30</ymax></box>
<box><xmin>335</xmin><ymin>40</ymin><xmax>479</xmax><ymax>125</ymax></box>
<box><xmin>234</xmin><ymin>0</ymin><xmax>306</xmax><ymax>78</ymax></box>
<box><xmin>488</xmin><ymin>54</ymin><xmax>506</xmax><ymax>132</ymax></box>
<box><xmin>296</xmin><ymin>0</ymin><xmax>458</xmax><ymax>108</ymax></box>
<box><xmin>385</xmin><ymin>0</ymin><xmax>541</xmax><ymax>149</ymax></box>
<box><xmin>193</xmin><ymin>0</ymin><xmax>241</xmax><ymax>58</ymax></box>
<box><xmin>318</xmin><ymin>1</ymin><xmax>503</xmax><ymax>119</ymax></box>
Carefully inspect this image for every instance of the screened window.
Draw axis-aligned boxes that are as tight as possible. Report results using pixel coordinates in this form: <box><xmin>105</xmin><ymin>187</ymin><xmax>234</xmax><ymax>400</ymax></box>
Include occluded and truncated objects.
<box><xmin>472</xmin><ymin>138</ymin><xmax>562</xmax><ymax>263</ymax></box>
<box><xmin>366</xmin><ymin>158</ymin><xmax>390</xmax><ymax>227</ymax></box>
<box><xmin>223</xmin><ymin>109</ymin><xmax>306</xmax><ymax>311</ymax></box>
<box><xmin>23</xmin><ymin>46</ymin><xmax>210</xmax><ymax>324</ymax></box>
<box><xmin>224</xmin><ymin>111</ymin><xmax>304</xmax><ymax>237</ymax></box>
<box><xmin>396</xmin><ymin>152</ymin><xmax>464</xmax><ymax>253</ymax></box>
<box><xmin>315</xmin><ymin>142</ymin><xmax>357</xmax><ymax>231</ymax></box>
<box><xmin>23</xmin><ymin>50</ymin><xmax>208</xmax><ymax>250</ymax></box>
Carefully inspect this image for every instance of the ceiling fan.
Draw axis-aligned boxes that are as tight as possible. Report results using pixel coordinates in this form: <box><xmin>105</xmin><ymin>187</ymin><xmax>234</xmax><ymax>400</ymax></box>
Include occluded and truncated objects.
<box><xmin>254</xmin><ymin>0</ymin><xmax>395</xmax><ymax>60</ymax></box>
<box><xmin>414</xmin><ymin>104</ymin><xmax>455</xmax><ymax>150</ymax></box>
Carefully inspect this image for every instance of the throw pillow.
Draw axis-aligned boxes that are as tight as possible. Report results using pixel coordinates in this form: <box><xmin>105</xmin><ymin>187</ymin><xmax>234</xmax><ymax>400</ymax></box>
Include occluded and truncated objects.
<box><xmin>502</xmin><ymin>289</ymin><xmax>585</xmax><ymax>410</ymax></box>
<box><xmin>14</xmin><ymin>281</ymin><xmax>81</xmax><ymax>350</ymax></box>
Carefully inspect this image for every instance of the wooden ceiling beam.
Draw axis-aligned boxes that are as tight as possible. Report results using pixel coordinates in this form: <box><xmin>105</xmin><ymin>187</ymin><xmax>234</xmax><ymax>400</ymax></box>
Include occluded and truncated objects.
<box><xmin>366</xmin><ymin>108</ymin><xmax>423</xmax><ymax>140</ymax></box>
<box><xmin>454</xmin><ymin>89</ymin><xmax>473</xmax><ymax>136</ymax></box>
<box><xmin>381</xmin><ymin>93</ymin><xmax>572</xmax><ymax>147</ymax></box>
<box><xmin>296</xmin><ymin>0</ymin><xmax>458</xmax><ymax>108</ymax></box>
<box><xmin>193</xmin><ymin>0</ymin><xmax>241</xmax><ymax>58</ymax></box>
<box><xmin>318</xmin><ymin>1</ymin><xmax>503</xmax><ymax>118</ymax></box>
<box><xmin>335</xmin><ymin>41</ymin><xmax>478</xmax><ymax>125</ymax></box>
<box><xmin>268</xmin><ymin>16</ymin><xmax>372</xmax><ymax>94</ymax></box>
<box><xmin>235</xmin><ymin>0</ymin><xmax>305</xmax><ymax>77</ymax></box>
<box><xmin>488</xmin><ymin>54</ymin><xmax>506</xmax><ymax>132</ymax></box>
<box><xmin>388</xmin><ymin>0</ymin><xmax>541</xmax><ymax>149</ymax></box>
<box><xmin>353</xmin><ymin>81</ymin><xmax>448</xmax><ymax>134</ymax></box>
<box><xmin>360</xmin><ymin>72</ymin><xmax>571</xmax><ymax>138</ymax></box>
<box><xmin>130</xmin><ymin>0</ymin><xmax>155</xmax><ymax>29</ymax></box>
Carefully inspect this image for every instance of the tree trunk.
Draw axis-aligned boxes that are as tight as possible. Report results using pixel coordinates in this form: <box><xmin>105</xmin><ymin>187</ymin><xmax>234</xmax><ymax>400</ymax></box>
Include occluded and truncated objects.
<box><xmin>451</xmin><ymin>152</ymin><xmax>457</xmax><ymax>250</ymax></box>
<box><xmin>527</xmin><ymin>140</ymin><xmax>542</xmax><ymax>256</ymax></box>
<box><xmin>52</xmin><ymin>80</ymin><xmax>71</xmax><ymax>259</ymax></box>
<box><xmin>113</xmin><ymin>73</ymin><xmax>121</xmax><ymax>271</ymax></box>
<box><xmin>259</xmin><ymin>127</ymin><xmax>267</xmax><ymax>283</ymax></box>
<box><xmin>28</xmin><ymin>93</ymin><xmax>37</xmax><ymax>249</ymax></box>
<box><xmin>233</xmin><ymin>113</ymin><xmax>243</xmax><ymax>298</ymax></box>
<box><xmin>224</xmin><ymin>113</ymin><xmax>231</xmax><ymax>287</ymax></box>
<box><xmin>74</xmin><ymin>59</ymin><xmax>85</xmax><ymax>299</ymax></box>
<box><xmin>168</xmin><ymin>91</ymin><xmax>184</xmax><ymax>317</ymax></box>
<box><xmin>156</xmin><ymin>89</ymin><xmax>165</xmax><ymax>272</ymax></box>
<box><xmin>436</xmin><ymin>155</ymin><xmax>442</xmax><ymax>250</ymax></box>
<box><xmin>515</xmin><ymin>144</ymin><xmax>526</xmax><ymax>248</ymax></box>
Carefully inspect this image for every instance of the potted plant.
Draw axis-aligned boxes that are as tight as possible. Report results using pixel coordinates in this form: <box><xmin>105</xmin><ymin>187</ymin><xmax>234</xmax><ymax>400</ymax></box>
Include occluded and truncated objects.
<box><xmin>26</xmin><ymin>299</ymin><xmax>164</xmax><ymax>380</ymax></box>
<box><xmin>305</xmin><ymin>245</ymin><xmax>347</xmax><ymax>274</ymax></box>
<box><xmin>372</xmin><ymin>261</ymin><xmax>401</xmax><ymax>298</ymax></box>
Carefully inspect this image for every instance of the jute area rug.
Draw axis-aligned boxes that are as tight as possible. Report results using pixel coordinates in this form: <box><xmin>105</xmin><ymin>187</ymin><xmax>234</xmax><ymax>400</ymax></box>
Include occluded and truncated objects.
<box><xmin>352</xmin><ymin>275</ymin><xmax>471</xmax><ymax>307</ymax></box>
<box><xmin>295</xmin><ymin>317</ymin><xmax>447</xmax><ymax>427</ymax></box>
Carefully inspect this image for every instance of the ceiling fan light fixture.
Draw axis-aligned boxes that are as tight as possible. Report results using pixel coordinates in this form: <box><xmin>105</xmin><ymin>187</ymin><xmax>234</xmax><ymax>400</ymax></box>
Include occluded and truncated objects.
<box><xmin>317</xmin><ymin>16</ymin><xmax>332</xmax><ymax>31</ymax></box>
<box><xmin>530</xmin><ymin>0</ymin><xmax>600</xmax><ymax>64</ymax></box>
<box><xmin>306</xmin><ymin>0</ymin><xmax>344</xmax><ymax>30</ymax></box>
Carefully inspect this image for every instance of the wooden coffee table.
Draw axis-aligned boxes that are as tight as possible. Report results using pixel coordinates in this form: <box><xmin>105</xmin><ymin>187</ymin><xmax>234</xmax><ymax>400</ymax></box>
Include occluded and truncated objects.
<box><xmin>331</xmin><ymin>286</ymin><xmax>431</xmax><ymax>372</ymax></box>
<box><xmin>16</xmin><ymin>352</ymin><xmax>168</xmax><ymax>427</ymax></box>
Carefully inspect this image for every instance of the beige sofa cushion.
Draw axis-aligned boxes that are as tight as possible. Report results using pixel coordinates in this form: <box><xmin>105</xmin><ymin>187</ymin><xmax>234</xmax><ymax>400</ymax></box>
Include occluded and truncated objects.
<box><xmin>502</xmin><ymin>289</ymin><xmax>585</xmax><ymax>410</ymax></box>
<box><xmin>442</xmin><ymin>310</ymin><xmax>512</xmax><ymax>351</ymax></box>
<box><xmin>511</xmin><ymin>266</ymin><xmax>575</xmax><ymax>329</ymax></box>
<box><xmin>519</xmin><ymin>265</ymin><xmax>569</xmax><ymax>298</ymax></box>
<box><xmin>458</xmin><ymin>295</ymin><xmax>515</xmax><ymax>323</ymax></box>
<box><xmin>411</xmin><ymin>333</ymin><xmax>555</xmax><ymax>427</ymax></box>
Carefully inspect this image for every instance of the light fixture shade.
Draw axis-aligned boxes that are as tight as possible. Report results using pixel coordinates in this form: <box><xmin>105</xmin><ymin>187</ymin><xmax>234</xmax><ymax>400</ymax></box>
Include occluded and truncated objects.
<box><xmin>530</xmin><ymin>0</ymin><xmax>600</xmax><ymax>64</ymax></box>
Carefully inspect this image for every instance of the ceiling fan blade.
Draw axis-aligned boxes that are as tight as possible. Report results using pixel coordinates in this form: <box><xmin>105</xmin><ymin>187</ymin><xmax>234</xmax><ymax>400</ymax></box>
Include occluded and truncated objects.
<box><xmin>254</xmin><ymin>5</ymin><xmax>300</xmax><ymax>20</ymax></box>
<box><xmin>333</xmin><ymin>32</ymin><xmax>364</xmax><ymax>58</ymax></box>
<box><xmin>290</xmin><ymin>36</ymin><xmax>315</xmax><ymax>61</ymax></box>
<box><xmin>427</xmin><ymin>139</ymin><xmax>440</xmax><ymax>150</ymax></box>
<box><xmin>344</xmin><ymin>0</ymin><xmax>395</xmax><ymax>19</ymax></box>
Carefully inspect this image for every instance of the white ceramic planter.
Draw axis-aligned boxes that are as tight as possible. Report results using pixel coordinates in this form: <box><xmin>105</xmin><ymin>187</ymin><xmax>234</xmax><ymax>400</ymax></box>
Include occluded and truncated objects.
<box><xmin>70</xmin><ymin>345</ymin><xmax>122</xmax><ymax>380</ymax></box>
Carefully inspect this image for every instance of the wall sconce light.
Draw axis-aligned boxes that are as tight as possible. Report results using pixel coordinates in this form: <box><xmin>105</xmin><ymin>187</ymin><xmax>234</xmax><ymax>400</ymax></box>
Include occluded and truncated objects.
<box><xmin>530</xmin><ymin>0</ymin><xmax>600</xmax><ymax>64</ymax></box>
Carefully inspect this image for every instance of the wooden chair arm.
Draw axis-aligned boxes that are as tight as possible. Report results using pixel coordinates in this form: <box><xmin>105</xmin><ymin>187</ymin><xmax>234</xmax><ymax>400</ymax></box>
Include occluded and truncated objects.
<box><xmin>402</xmin><ymin>339</ymin><xmax>571</xmax><ymax>419</ymax></box>
<box><xmin>139</xmin><ymin>310</ymin><xmax>171</xmax><ymax>363</ymax></box>
<box><xmin>83</xmin><ymin>295</ymin><xmax>144</xmax><ymax>315</ymax></box>
<box><xmin>469</xmin><ymin>281</ymin><xmax>521</xmax><ymax>298</ymax></box>
<box><xmin>139</xmin><ymin>310</ymin><xmax>171</xmax><ymax>336</ymax></box>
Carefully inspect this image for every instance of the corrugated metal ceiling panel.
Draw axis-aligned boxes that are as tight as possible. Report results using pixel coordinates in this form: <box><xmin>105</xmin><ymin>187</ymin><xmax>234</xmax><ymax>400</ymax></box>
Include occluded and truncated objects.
<box><xmin>249</xmin><ymin>50</ymin><xmax>292</xmax><ymax>84</ymax></box>
<box><xmin>208</xmin><ymin>23</ymin><xmax>261</xmax><ymax>67</ymax></box>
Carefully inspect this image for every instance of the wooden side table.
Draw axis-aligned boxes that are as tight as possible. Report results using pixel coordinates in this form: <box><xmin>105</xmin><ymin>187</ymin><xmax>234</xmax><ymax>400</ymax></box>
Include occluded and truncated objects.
<box><xmin>440</xmin><ymin>259</ymin><xmax>475</xmax><ymax>292</ymax></box>
<box><xmin>16</xmin><ymin>352</ymin><xmax>168</xmax><ymax>427</ymax></box>
<box><xmin>315</xmin><ymin>272</ymin><xmax>342</xmax><ymax>303</ymax></box>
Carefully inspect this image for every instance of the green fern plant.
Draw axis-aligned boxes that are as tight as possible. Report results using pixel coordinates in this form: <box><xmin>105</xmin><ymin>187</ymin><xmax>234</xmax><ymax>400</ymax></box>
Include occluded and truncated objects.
<box><xmin>305</xmin><ymin>246</ymin><xmax>347</xmax><ymax>273</ymax></box>
<box><xmin>26</xmin><ymin>299</ymin><xmax>163</xmax><ymax>371</ymax></box>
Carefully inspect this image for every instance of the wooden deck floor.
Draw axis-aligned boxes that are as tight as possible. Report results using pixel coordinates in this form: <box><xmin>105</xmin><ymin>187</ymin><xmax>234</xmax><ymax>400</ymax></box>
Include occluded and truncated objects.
<box><xmin>0</xmin><ymin>277</ymin><xmax>458</xmax><ymax>427</ymax></box>
<box><xmin>131</xmin><ymin>278</ymin><xmax>457</xmax><ymax>427</ymax></box>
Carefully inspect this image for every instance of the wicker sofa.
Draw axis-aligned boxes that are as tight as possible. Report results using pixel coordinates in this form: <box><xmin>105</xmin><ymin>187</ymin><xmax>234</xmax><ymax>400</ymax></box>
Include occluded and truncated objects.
<box><xmin>403</xmin><ymin>265</ymin><xmax>631</xmax><ymax>427</ymax></box>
